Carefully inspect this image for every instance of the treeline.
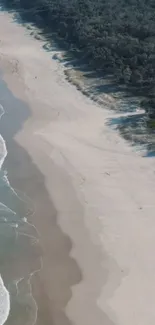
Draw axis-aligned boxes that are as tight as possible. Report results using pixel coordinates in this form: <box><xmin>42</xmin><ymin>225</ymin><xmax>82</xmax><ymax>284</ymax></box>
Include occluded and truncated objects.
<box><xmin>3</xmin><ymin>0</ymin><xmax>155</xmax><ymax>116</ymax></box>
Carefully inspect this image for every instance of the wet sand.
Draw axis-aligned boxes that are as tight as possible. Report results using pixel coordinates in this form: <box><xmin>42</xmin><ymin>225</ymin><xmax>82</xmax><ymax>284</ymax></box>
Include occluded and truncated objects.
<box><xmin>0</xmin><ymin>77</ymin><xmax>82</xmax><ymax>325</ymax></box>
<box><xmin>0</xmin><ymin>11</ymin><xmax>107</xmax><ymax>325</ymax></box>
<box><xmin>1</xmin><ymin>9</ymin><xmax>155</xmax><ymax>325</ymax></box>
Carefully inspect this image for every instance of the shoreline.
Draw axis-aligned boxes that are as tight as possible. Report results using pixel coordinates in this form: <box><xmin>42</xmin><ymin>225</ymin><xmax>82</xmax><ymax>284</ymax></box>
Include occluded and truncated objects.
<box><xmin>0</xmin><ymin>67</ymin><xmax>82</xmax><ymax>325</ymax></box>
<box><xmin>0</xmin><ymin>70</ymin><xmax>108</xmax><ymax>325</ymax></box>
<box><xmin>0</xmin><ymin>11</ymin><xmax>108</xmax><ymax>325</ymax></box>
<box><xmin>1</xmin><ymin>9</ymin><xmax>155</xmax><ymax>325</ymax></box>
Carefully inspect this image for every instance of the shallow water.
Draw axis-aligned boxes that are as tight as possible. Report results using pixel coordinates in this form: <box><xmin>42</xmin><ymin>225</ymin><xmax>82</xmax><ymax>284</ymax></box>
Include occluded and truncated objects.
<box><xmin>0</xmin><ymin>77</ymin><xmax>41</xmax><ymax>325</ymax></box>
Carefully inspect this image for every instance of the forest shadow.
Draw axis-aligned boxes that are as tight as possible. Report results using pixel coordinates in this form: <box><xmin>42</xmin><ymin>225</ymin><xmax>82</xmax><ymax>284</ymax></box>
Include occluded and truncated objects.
<box><xmin>0</xmin><ymin>0</ymin><xmax>130</xmax><ymax>103</ymax></box>
<box><xmin>107</xmin><ymin>113</ymin><xmax>155</xmax><ymax>157</ymax></box>
<box><xmin>1</xmin><ymin>1</ymin><xmax>155</xmax><ymax>158</ymax></box>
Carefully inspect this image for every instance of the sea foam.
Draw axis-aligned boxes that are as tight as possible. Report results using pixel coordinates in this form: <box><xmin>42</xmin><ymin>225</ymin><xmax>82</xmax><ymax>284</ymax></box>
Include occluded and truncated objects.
<box><xmin>0</xmin><ymin>277</ymin><xmax>10</xmax><ymax>325</ymax></box>
<box><xmin>0</xmin><ymin>103</ymin><xmax>11</xmax><ymax>325</ymax></box>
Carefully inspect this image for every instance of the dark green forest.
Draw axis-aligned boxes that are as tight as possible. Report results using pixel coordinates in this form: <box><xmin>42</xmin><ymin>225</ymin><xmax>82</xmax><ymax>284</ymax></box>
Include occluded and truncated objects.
<box><xmin>2</xmin><ymin>0</ymin><xmax>155</xmax><ymax>116</ymax></box>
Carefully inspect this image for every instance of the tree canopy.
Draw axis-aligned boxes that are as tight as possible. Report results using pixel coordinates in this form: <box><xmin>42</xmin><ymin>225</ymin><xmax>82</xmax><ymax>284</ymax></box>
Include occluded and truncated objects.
<box><xmin>3</xmin><ymin>0</ymin><xmax>155</xmax><ymax>115</ymax></box>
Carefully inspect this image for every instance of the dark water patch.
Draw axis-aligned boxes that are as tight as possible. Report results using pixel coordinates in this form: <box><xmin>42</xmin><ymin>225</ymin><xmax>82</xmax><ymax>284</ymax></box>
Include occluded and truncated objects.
<box><xmin>145</xmin><ymin>150</ymin><xmax>155</xmax><ymax>157</ymax></box>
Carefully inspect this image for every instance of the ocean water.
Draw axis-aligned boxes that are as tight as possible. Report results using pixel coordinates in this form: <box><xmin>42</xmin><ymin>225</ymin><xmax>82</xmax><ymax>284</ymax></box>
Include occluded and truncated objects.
<box><xmin>0</xmin><ymin>104</ymin><xmax>10</xmax><ymax>325</ymax></box>
<box><xmin>0</xmin><ymin>81</ymin><xmax>41</xmax><ymax>325</ymax></box>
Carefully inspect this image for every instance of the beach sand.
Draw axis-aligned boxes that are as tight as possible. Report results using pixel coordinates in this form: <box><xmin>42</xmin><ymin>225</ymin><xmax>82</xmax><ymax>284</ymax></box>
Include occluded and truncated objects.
<box><xmin>0</xmin><ymin>10</ymin><xmax>155</xmax><ymax>325</ymax></box>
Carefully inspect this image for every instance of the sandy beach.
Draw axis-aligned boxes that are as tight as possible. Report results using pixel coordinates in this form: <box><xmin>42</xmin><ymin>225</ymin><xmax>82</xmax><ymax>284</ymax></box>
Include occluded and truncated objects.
<box><xmin>0</xmin><ymin>9</ymin><xmax>155</xmax><ymax>325</ymax></box>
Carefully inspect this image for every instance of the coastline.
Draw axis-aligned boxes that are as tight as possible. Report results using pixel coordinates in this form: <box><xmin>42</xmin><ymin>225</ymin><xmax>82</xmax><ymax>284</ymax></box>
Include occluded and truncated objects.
<box><xmin>1</xmin><ymin>9</ymin><xmax>155</xmax><ymax>325</ymax></box>
<box><xmin>0</xmin><ymin>68</ymin><xmax>83</xmax><ymax>325</ymax></box>
<box><xmin>0</xmin><ymin>11</ymin><xmax>108</xmax><ymax>325</ymax></box>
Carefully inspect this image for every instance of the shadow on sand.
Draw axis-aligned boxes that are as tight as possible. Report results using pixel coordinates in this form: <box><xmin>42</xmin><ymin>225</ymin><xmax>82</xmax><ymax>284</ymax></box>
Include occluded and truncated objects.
<box><xmin>107</xmin><ymin>112</ymin><xmax>155</xmax><ymax>157</ymax></box>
